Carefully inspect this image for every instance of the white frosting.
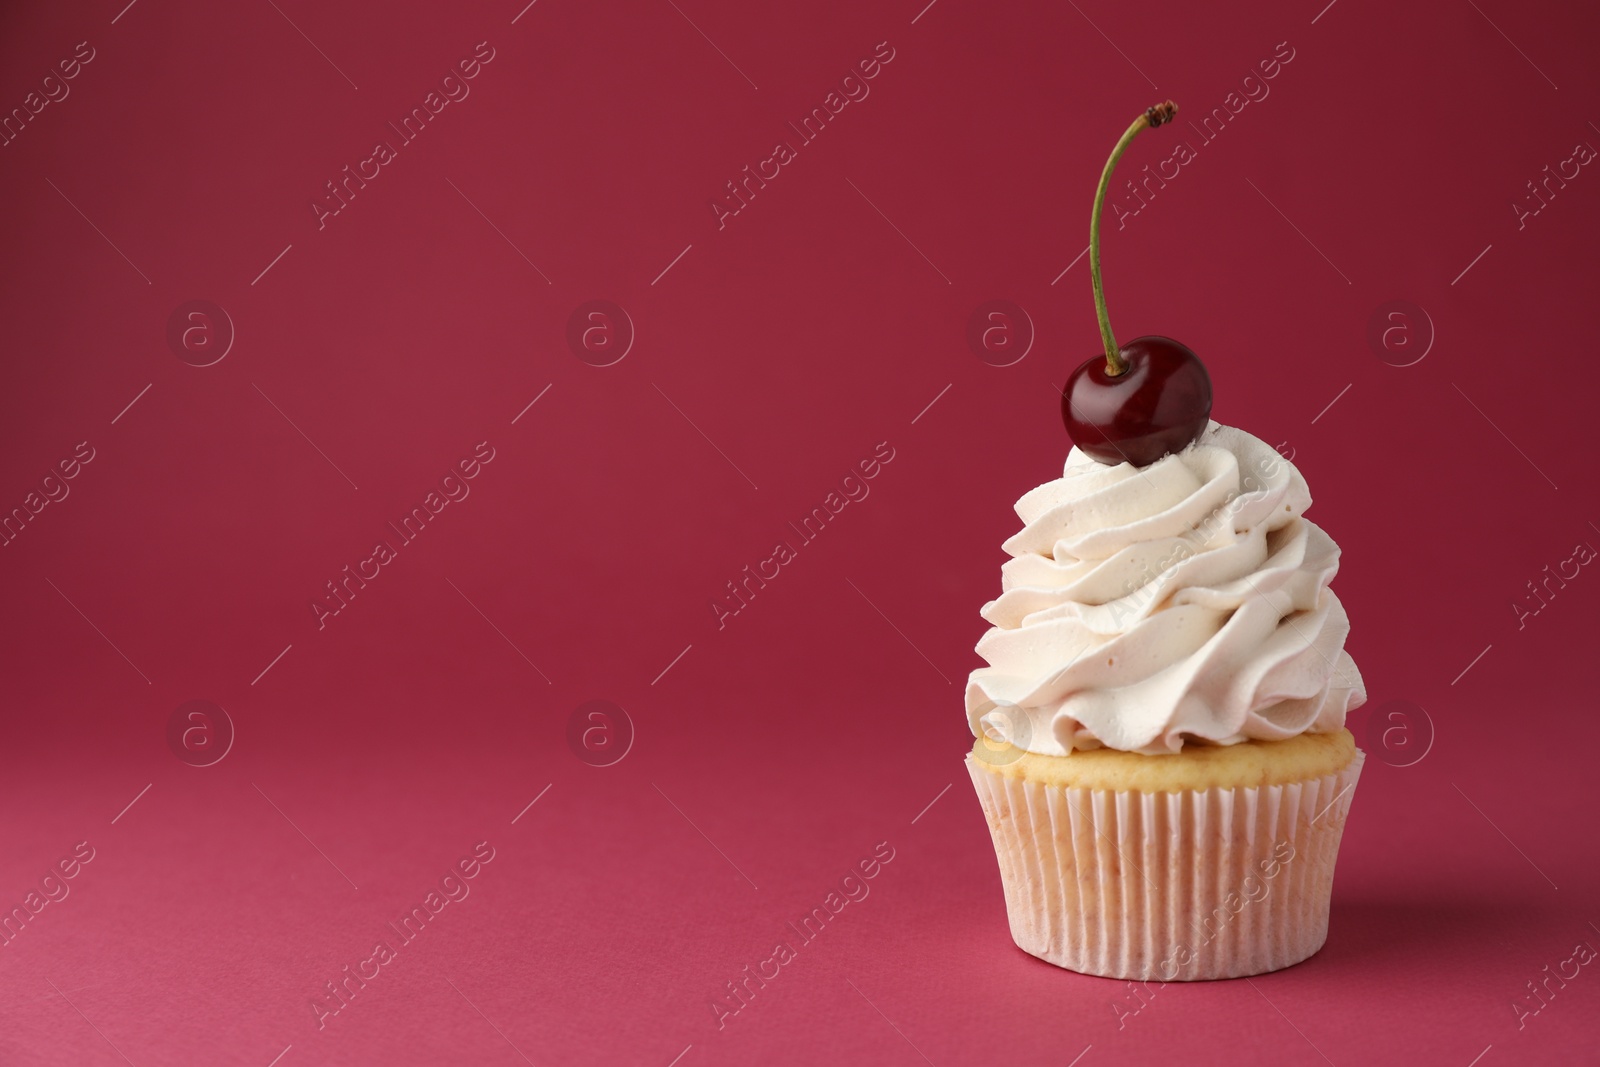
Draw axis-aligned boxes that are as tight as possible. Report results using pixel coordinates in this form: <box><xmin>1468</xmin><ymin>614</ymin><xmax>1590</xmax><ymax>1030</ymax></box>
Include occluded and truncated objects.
<box><xmin>966</xmin><ymin>422</ymin><xmax>1365</xmax><ymax>756</ymax></box>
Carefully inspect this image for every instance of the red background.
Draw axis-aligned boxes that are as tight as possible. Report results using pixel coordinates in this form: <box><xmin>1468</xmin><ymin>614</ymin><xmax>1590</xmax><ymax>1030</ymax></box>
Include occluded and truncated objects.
<box><xmin>2</xmin><ymin>0</ymin><xmax>1598</xmax><ymax>1063</ymax></box>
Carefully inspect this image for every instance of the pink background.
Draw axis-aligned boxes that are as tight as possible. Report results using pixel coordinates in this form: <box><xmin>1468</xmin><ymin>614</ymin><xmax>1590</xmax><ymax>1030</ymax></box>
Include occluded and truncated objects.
<box><xmin>2</xmin><ymin>0</ymin><xmax>1598</xmax><ymax>1063</ymax></box>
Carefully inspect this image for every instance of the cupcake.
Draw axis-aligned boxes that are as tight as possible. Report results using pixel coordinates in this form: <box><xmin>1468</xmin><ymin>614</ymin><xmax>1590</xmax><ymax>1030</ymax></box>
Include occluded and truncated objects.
<box><xmin>965</xmin><ymin>102</ymin><xmax>1366</xmax><ymax>981</ymax></box>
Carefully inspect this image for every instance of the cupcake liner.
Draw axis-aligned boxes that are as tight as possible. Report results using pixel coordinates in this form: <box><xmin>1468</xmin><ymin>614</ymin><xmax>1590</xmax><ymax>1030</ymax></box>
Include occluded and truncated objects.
<box><xmin>965</xmin><ymin>749</ymin><xmax>1364</xmax><ymax>980</ymax></box>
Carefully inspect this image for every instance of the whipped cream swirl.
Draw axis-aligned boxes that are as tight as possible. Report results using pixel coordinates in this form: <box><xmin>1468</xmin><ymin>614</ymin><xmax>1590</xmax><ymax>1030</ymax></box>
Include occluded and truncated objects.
<box><xmin>966</xmin><ymin>423</ymin><xmax>1365</xmax><ymax>756</ymax></box>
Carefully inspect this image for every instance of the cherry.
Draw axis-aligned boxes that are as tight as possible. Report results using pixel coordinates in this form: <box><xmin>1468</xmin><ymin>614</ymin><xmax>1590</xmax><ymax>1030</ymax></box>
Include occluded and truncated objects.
<box><xmin>1062</xmin><ymin>101</ymin><xmax>1213</xmax><ymax>467</ymax></box>
<box><xmin>1062</xmin><ymin>336</ymin><xmax>1211</xmax><ymax>466</ymax></box>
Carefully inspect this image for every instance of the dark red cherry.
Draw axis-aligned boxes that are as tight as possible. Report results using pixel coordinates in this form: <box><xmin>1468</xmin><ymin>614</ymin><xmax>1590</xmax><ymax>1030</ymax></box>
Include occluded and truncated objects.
<box><xmin>1061</xmin><ymin>335</ymin><xmax>1212</xmax><ymax>467</ymax></box>
<box><xmin>1068</xmin><ymin>104</ymin><xmax>1210</xmax><ymax>465</ymax></box>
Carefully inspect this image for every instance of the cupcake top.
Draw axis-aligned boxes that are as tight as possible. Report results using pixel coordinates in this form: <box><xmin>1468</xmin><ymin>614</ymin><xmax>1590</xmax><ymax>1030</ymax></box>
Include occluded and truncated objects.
<box><xmin>966</xmin><ymin>422</ymin><xmax>1365</xmax><ymax>756</ymax></box>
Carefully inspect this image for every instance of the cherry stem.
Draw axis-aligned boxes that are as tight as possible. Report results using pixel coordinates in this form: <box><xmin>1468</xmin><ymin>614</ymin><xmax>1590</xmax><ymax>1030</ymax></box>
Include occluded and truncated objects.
<box><xmin>1090</xmin><ymin>100</ymin><xmax>1178</xmax><ymax>376</ymax></box>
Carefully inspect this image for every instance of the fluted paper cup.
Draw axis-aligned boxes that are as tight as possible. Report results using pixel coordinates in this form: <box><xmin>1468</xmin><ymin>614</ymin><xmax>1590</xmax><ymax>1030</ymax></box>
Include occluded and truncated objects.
<box><xmin>966</xmin><ymin>749</ymin><xmax>1363</xmax><ymax>980</ymax></box>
